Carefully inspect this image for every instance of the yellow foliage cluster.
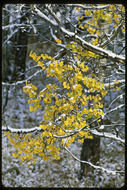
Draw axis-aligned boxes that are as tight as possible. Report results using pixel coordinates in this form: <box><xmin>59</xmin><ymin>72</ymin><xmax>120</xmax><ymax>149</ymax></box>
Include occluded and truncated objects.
<box><xmin>5</xmin><ymin>4</ymin><xmax>124</xmax><ymax>166</ymax></box>
<box><xmin>6</xmin><ymin>46</ymin><xmax>109</xmax><ymax>165</ymax></box>
<box><xmin>77</xmin><ymin>4</ymin><xmax>125</xmax><ymax>45</ymax></box>
<box><xmin>6</xmin><ymin>48</ymin><xmax>108</xmax><ymax>165</ymax></box>
<box><xmin>66</xmin><ymin>42</ymin><xmax>98</xmax><ymax>60</ymax></box>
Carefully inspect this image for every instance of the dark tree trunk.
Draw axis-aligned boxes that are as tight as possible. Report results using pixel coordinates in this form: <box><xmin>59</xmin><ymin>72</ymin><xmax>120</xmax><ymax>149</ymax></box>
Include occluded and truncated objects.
<box><xmin>3</xmin><ymin>5</ymin><xmax>30</xmax><ymax>82</ymax></box>
<box><xmin>11</xmin><ymin>5</ymin><xmax>30</xmax><ymax>81</ymax></box>
<box><xmin>2</xmin><ymin>5</ymin><xmax>29</xmax><ymax>113</ymax></box>
<box><xmin>80</xmin><ymin>135</ymin><xmax>100</xmax><ymax>177</ymax></box>
<box><xmin>12</xmin><ymin>29</ymin><xmax>28</xmax><ymax>81</ymax></box>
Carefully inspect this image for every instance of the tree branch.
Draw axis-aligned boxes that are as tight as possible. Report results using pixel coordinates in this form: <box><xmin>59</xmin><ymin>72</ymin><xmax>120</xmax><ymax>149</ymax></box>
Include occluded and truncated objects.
<box><xmin>3</xmin><ymin>28</ymin><xmax>18</xmax><ymax>45</ymax></box>
<box><xmin>32</xmin><ymin>5</ymin><xmax>57</xmax><ymax>27</ymax></box>
<box><xmin>100</xmin><ymin>20</ymin><xmax>124</xmax><ymax>48</ymax></box>
<box><xmin>64</xmin><ymin>146</ymin><xmax>124</xmax><ymax>175</ymax></box>
<box><xmin>103</xmin><ymin>104</ymin><xmax>125</xmax><ymax>116</ymax></box>
<box><xmin>2</xmin><ymin>125</ymin><xmax>42</xmax><ymax>133</ymax></box>
<box><xmin>67</xmin><ymin>4</ymin><xmax>110</xmax><ymax>10</ymax></box>
<box><xmin>2</xmin><ymin>124</ymin><xmax>125</xmax><ymax>144</ymax></box>
<box><xmin>70</xmin><ymin>34</ymin><xmax>125</xmax><ymax>63</ymax></box>
<box><xmin>108</xmin><ymin>93</ymin><xmax>125</xmax><ymax>109</ymax></box>
<box><xmin>32</xmin><ymin>6</ymin><xmax>125</xmax><ymax>64</ymax></box>
<box><xmin>2</xmin><ymin>69</ymin><xmax>43</xmax><ymax>86</ymax></box>
<box><xmin>104</xmin><ymin>79</ymin><xmax>125</xmax><ymax>87</ymax></box>
<box><xmin>90</xmin><ymin>129</ymin><xmax>125</xmax><ymax>144</ymax></box>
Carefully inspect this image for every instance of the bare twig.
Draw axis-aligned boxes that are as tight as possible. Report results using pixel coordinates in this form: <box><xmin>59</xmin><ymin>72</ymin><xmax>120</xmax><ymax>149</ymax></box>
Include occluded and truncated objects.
<box><xmin>104</xmin><ymin>104</ymin><xmax>125</xmax><ymax>116</ymax></box>
<box><xmin>2</xmin><ymin>69</ymin><xmax>43</xmax><ymax>86</ymax></box>
<box><xmin>100</xmin><ymin>20</ymin><xmax>124</xmax><ymax>48</ymax></box>
<box><xmin>64</xmin><ymin>146</ymin><xmax>124</xmax><ymax>174</ymax></box>
<box><xmin>108</xmin><ymin>93</ymin><xmax>125</xmax><ymax>109</ymax></box>
<box><xmin>104</xmin><ymin>79</ymin><xmax>125</xmax><ymax>87</ymax></box>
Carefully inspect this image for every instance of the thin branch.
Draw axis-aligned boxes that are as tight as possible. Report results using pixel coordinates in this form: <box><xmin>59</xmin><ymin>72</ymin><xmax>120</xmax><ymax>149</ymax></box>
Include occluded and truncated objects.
<box><xmin>3</xmin><ymin>28</ymin><xmax>18</xmax><ymax>45</ymax></box>
<box><xmin>104</xmin><ymin>79</ymin><xmax>125</xmax><ymax>87</ymax></box>
<box><xmin>104</xmin><ymin>104</ymin><xmax>125</xmax><ymax>116</ymax></box>
<box><xmin>64</xmin><ymin>146</ymin><xmax>124</xmax><ymax>175</ymax></box>
<box><xmin>108</xmin><ymin>93</ymin><xmax>125</xmax><ymax>109</ymax></box>
<box><xmin>46</xmin><ymin>4</ymin><xmax>61</xmax><ymax>26</ymax></box>
<box><xmin>32</xmin><ymin>5</ymin><xmax>57</xmax><ymax>27</ymax></box>
<box><xmin>49</xmin><ymin>26</ymin><xmax>65</xmax><ymax>48</ymax></box>
<box><xmin>2</xmin><ymin>24</ymin><xmax>32</xmax><ymax>30</ymax></box>
<box><xmin>46</xmin><ymin>5</ymin><xmax>67</xmax><ymax>44</ymax></box>
<box><xmin>2</xmin><ymin>69</ymin><xmax>43</xmax><ymax>86</ymax></box>
<box><xmin>100</xmin><ymin>20</ymin><xmax>124</xmax><ymax>48</ymax></box>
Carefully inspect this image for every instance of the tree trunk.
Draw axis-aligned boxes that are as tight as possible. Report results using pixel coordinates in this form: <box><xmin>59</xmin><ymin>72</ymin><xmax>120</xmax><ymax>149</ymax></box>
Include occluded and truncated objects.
<box><xmin>11</xmin><ymin>5</ymin><xmax>30</xmax><ymax>81</ymax></box>
<box><xmin>12</xmin><ymin>29</ymin><xmax>28</xmax><ymax>81</ymax></box>
<box><xmin>2</xmin><ymin>5</ymin><xmax>29</xmax><ymax>113</ymax></box>
<box><xmin>80</xmin><ymin>135</ymin><xmax>100</xmax><ymax>177</ymax></box>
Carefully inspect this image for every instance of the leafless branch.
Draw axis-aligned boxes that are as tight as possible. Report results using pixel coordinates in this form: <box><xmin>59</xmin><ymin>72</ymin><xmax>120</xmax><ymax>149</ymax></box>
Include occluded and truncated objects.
<box><xmin>32</xmin><ymin>5</ymin><xmax>57</xmax><ymax>27</ymax></box>
<box><xmin>104</xmin><ymin>79</ymin><xmax>125</xmax><ymax>87</ymax></box>
<box><xmin>64</xmin><ymin>146</ymin><xmax>124</xmax><ymax>174</ymax></box>
<box><xmin>100</xmin><ymin>20</ymin><xmax>124</xmax><ymax>48</ymax></box>
<box><xmin>2</xmin><ymin>69</ymin><xmax>43</xmax><ymax>86</ymax></box>
<box><xmin>103</xmin><ymin>104</ymin><xmax>125</xmax><ymax>116</ymax></box>
<box><xmin>108</xmin><ymin>93</ymin><xmax>125</xmax><ymax>109</ymax></box>
<box><xmin>3</xmin><ymin>28</ymin><xmax>18</xmax><ymax>45</ymax></box>
<box><xmin>2</xmin><ymin>125</ymin><xmax>42</xmax><ymax>133</ymax></box>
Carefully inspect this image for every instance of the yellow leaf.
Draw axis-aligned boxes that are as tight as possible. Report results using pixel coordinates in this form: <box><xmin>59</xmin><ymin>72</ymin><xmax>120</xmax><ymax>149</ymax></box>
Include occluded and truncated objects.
<box><xmin>56</xmin><ymin>39</ymin><xmax>62</xmax><ymax>44</ymax></box>
<box><xmin>40</xmin><ymin>124</ymin><xmax>47</xmax><ymax>130</ymax></box>
<box><xmin>78</xmin><ymin>139</ymin><xmax>84</xmax><ymax>143</ymax></box>
<box><xmin>63</xmin><ymin>82</ymin><xmax>70</xmax><ymax>89</ymax></box>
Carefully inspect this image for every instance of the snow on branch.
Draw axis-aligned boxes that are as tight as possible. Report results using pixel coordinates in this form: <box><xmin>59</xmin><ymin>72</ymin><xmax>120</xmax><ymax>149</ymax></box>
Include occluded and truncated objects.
<box><xmin>2</xmin><ymin>126</ymin><xmax>124</xmax><ymax>173</ymax></box>
<box><xmin>2</xmin><ymin>104</ymin><xmax>125</xmax><ymax>143</ymax></box>
<box><xmin>2</xmin><ymin>125</ymin><xmax>42</xmax><ymax>133</ymax></box>
<box><xmin>108</xmin><ymin>93</ymin><xmax>125</xmax><ymax>109</ymax></box>
<box><xmin>46</xmin><ymin>4</ymin><xmax>61</xmax><ymax>26</ymax></box>
<box><xmin>66</xmin><ymin>4</ymin><xmax>110</xmax><ymax>10</ymax></box>
<box><xmin>2</xmin><ymin>69</ymin><xmax>43</xmax><ymax>86</ymax></box>
<box><xmin>32</xmin><ymin>5</ymin><xmax>57</xmax><ymax>27</ymax></box>
<box><xmin>104</xmin><ymin>79</ymin><xmax>125</xmax><ymax>87</ymax></box>
<box><xmin>49</xmin><ymin>27</ymin><xmax>65</xmax><ymax>48</ymax></box>
<box><xmin>32</xmin><ymin>6</ymin><xmax>125</xmax><ymax>64</ymax></box>
<box><xmin>2</xmin><ymin>24</ymin><xmax>32</xmax><ymax>30</ymax></box>
<box><xmin>2</xmin><ymin>124</ymin><xmax>124</xmax><ymax>144</ymax></box>
<box><xmin>3</xmin><ymin>28</ymin><xmax>18</xmax><ymax>45</ymax></box>
<box><xmin>71</xmin><ymin>34</ymin><xmax>125</xmax><ymax>64</ymax></box>
<box><xmin>64</xmin><ymin>146</ymin><xmax>124</xmax><ymax>175</ymax></box>
<box><xmin>103</xmin><ymin>104</ymin><xmax>125</xmax><ymax>117</ymax></box>
<box><xmin>100</xmin><ymin>20</ymin><xmax>124</xmax><ymax>48</ymax></box>
<box><xmin>90</xmin><ymin>129</ymin><xmax>125</xmax><ymax>144</ymax></box>
<box><xmin>53</xmin><ymin>127</ymin><xmax>125</xmax><ymax>144</ymax></box>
